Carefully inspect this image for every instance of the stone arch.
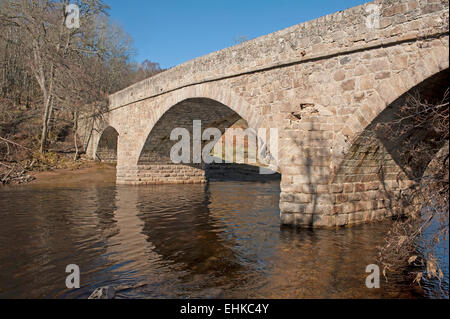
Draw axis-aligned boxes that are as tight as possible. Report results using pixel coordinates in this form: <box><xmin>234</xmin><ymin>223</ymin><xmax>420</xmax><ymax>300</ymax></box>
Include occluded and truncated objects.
<box><xmin>125</xmin><ymin>82</ymin><xmax>279</xmax><ymax>184</ymax></box>
<box><xmin>133</xmin><ymin>82</ymin><xmax>269</xmax><ymax>167</ymax></box>
<box><xmin>138</xmin><ymin>98</ymin><xmax>242</xmax><ymax>166</ymax></box>
<box><xmin>332</xmin><ymin>42</ymin><xmax>449</xmax><ymax>178</ymax></box>
<box><xmin>136</xmin><ymin>98</ymin><xmax>269</xmax><ymax>184</ymax></box>
<box><xmin>326</xmin><ymin>67</ymin><xmax>448</xmax><ymax>226</ymax></box>
<box><xmin>96</xmin><ymin>126</ymin><xmax>119</xmax><ymax>163</ymax></box>
<box><xmin>332</xmin><ymin>68</ymin><xmax>449</xmax><ymax>185</ymax></box>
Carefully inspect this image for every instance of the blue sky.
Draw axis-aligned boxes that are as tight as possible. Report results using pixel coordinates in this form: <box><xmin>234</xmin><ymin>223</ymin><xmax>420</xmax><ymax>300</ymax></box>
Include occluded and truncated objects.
<box><xmin>104</xmin><ymin>0</ymin><xmax>369</xmax><ymax>69</ymax></box>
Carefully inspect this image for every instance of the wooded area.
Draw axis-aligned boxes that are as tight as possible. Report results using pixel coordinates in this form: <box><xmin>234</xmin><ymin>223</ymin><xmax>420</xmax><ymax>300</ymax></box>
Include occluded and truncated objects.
<box><xmin>0</xmin><ymin>0</ymin><xmax>162</xmax><ymax>183</ymax></box>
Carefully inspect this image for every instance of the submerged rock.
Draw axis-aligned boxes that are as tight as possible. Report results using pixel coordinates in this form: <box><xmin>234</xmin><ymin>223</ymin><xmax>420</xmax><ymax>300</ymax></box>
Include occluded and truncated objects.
<box><xmin>88</xmin><ymin>283</ymin><xmax>148</xmax><ymax>299</ymax></box>
<box><xmin>88</xmin><ymin>286</ymin><xmax>116</xmax><ymax>299</ymax></box>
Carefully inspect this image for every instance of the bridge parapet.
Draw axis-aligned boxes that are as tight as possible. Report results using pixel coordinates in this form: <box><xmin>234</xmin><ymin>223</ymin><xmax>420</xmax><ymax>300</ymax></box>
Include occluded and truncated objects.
<box><xmin>109</xmin><ymin>0</ymin><xmax>448</xmax><ymax>110</ymax></box>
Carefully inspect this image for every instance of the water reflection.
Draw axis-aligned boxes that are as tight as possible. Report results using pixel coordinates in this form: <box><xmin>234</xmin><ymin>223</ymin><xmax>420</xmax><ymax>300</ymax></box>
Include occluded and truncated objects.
<box><xmin>0</xmin><ymin>167</ymin><xmax>446</xmax><ymax>298</ymax></box>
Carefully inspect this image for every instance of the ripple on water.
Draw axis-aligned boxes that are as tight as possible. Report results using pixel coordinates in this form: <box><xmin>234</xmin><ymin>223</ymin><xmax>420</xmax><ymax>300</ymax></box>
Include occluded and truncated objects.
<box><xmin>0</xmin><ymin>167</ymin><xmax>447</xmax><ymax>298</ymax></box>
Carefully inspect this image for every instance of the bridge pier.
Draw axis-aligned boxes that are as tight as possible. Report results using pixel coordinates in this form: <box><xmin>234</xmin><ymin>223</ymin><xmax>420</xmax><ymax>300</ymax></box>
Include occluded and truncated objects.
<box><xmin>279</xmin><ymin>180</ymin><xmax>417</xmax><ymax>228</ymax></box>
<box><xmin>278</xmin><ymin>123</ymin><xmax>420</xmax><ymax>227</ymax></box>
<box><xmin>116</xmin><ymin>164</ymin><xmax>206</xmax><ymax>185</ymax></box>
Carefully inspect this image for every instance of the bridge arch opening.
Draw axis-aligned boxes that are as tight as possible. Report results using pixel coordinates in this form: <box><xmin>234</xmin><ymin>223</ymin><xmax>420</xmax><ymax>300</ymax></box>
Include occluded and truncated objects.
<box><xmin>96</xmin><ymin>126</ymin><xmax>119</xmax><ymax>163</ymax></box>
<box><xmin>136</xmin><ymin>97</ymin><xmax>280</xmax><ymax>184</ymax></box>
<box><xmin>331</xmin><ymin>68</ymin><xmax>449</xmax><ymax>221</ymax></box>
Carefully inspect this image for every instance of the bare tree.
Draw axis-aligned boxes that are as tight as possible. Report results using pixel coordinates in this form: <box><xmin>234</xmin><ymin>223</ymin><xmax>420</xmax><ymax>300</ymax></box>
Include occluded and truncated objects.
<box><xmin>0</xmin><ymin>0</ymin><xmax>108</xmax><ymax>153</ymax></box>
<box><xmin>1</xmin><ymin>0</ymin><xmax>154</xmax><ymax>180</ymax></box>
<box><xmin>376</xmin><ymin>88</ymin><xmax>449</xmax><ymax>294</ymax></box>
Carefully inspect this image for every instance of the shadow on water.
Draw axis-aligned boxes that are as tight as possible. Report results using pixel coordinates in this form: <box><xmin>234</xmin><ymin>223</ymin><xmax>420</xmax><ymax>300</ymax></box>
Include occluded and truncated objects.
<box><xmin>135</xmin><ymin>184</ymin><xmax>244</xmax><ymax>290</ymax></box>
<box><xmin>273</xmin><ymin>225</ymin><xmax>426</xmax><ymax>299</ymax></box>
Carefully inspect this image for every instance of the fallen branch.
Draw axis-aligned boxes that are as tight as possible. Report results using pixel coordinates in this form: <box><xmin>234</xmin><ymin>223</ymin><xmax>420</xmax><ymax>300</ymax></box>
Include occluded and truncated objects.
<box><xmin>0</xmin><ymin>136</ymin><xmax>32</xmax><ymax>151</ymax></box>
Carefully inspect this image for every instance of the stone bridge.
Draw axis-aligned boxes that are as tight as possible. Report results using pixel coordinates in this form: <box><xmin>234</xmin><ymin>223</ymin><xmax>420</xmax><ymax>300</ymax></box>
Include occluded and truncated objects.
<box><xmin>86</xmin><ymin>0</ymin><xmax>449</xmax><ymax>228</ymax></box>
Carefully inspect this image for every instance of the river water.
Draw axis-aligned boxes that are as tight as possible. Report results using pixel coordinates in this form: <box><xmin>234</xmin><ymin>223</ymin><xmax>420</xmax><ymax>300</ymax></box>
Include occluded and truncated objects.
<box><xmin>0</xmin><ymin>165</ymin><xmax>447</xmax><ymax>299</ymax></box>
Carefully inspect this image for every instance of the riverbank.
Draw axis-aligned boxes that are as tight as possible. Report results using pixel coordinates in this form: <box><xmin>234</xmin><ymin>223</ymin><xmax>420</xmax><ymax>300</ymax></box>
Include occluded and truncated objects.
<box><xmin>1</xmin><ymin>159</ymin><xmax>116</xmax><ymax>187</ymax></box>
<box><xmin>27</xmin><ymin>162</ymin><xmax>116</xmax><ymax>187</ymax></box>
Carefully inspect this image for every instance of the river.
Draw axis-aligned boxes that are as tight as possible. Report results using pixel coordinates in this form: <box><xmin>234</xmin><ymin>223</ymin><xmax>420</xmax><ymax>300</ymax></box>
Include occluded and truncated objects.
<box><xmin>0</xmin><ymin>164</ymin><xmax>447</xmax><ymax>298</ymax></box>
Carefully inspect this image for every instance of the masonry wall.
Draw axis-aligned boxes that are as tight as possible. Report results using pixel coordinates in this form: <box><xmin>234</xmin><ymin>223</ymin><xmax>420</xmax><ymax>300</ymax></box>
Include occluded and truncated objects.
<box><xmin>117</xmin><ymin>164</ymin><xmax>206</xmax><ymax>185</ymax></box>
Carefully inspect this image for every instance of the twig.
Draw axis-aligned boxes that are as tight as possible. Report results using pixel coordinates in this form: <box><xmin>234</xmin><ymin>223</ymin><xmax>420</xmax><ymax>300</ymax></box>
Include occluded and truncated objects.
<box><xmin>0</xmin><ymin>162</ymin><xmax>12</xmax><ymax>169</ymax></box>
<box><xmin>1</xmin><ymin>167</ymin><xmax>14</xmax><ymax>182</ymax></box>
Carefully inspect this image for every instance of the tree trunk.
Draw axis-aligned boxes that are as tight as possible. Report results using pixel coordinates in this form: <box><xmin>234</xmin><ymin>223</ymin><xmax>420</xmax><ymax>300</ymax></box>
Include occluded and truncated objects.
<box><xmin>83</xmin><ymin>119</ymin><xmax>94</xmax><ymax>157</ymax></box>
<box><xmin>73</xmin><ymin>111</ymin><xmax>79</xmax><ymax>161</ymax></box>
<box><xmin>39</xmin><ymin>93</ymin><xmax>52</xmax><ymax>153</ymax></box>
